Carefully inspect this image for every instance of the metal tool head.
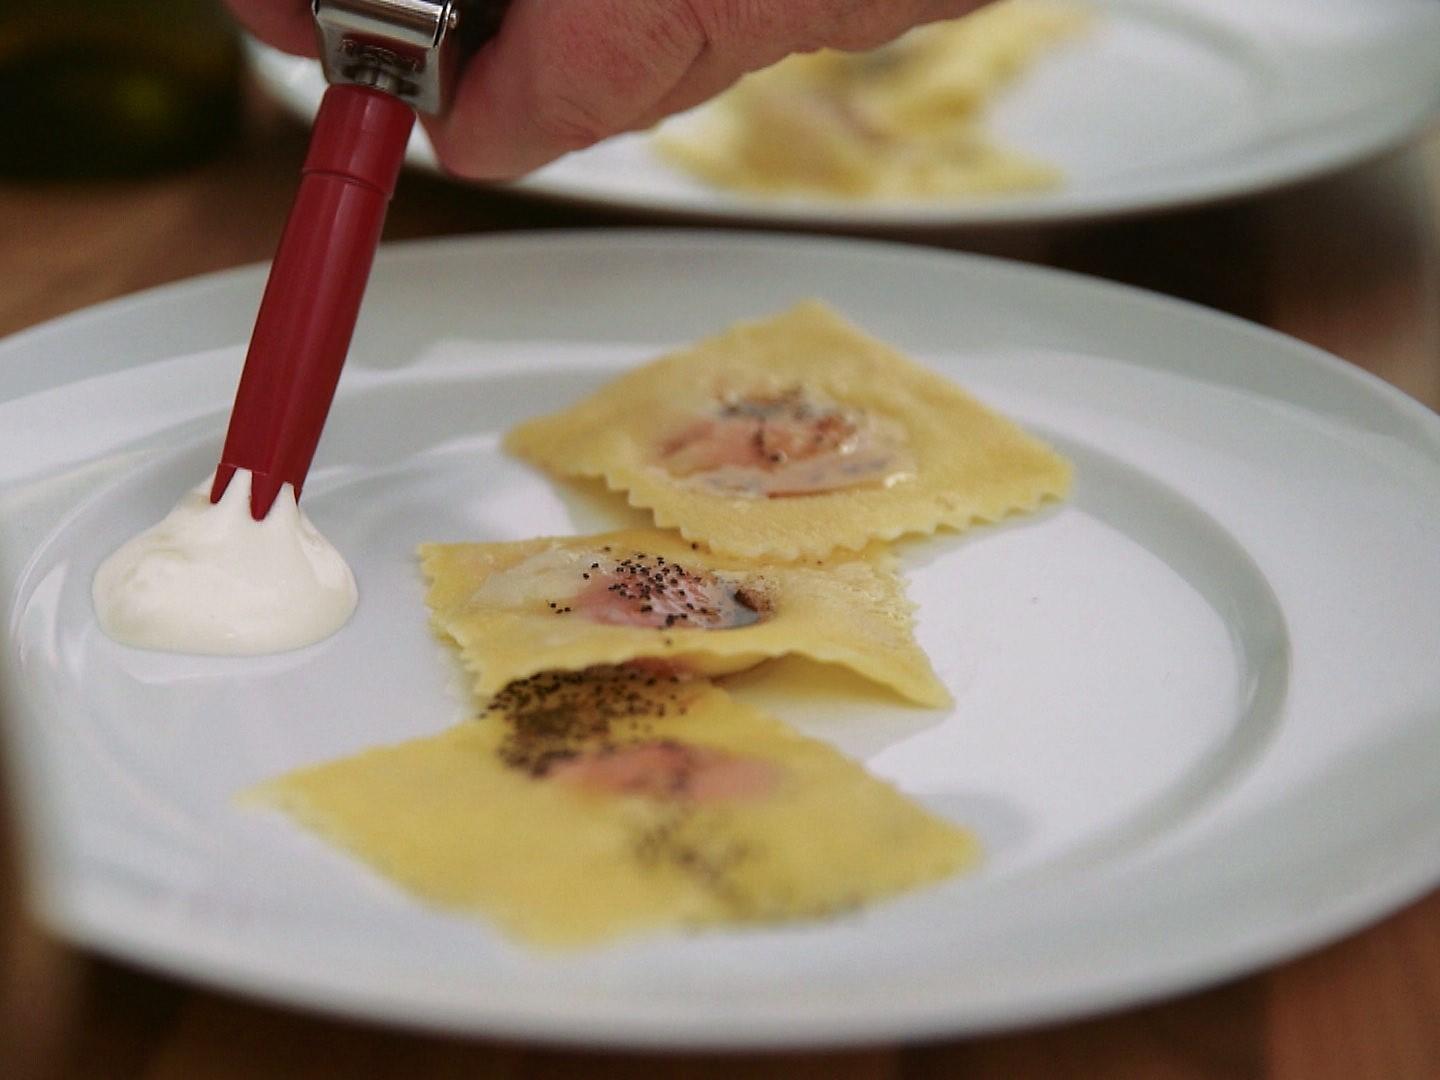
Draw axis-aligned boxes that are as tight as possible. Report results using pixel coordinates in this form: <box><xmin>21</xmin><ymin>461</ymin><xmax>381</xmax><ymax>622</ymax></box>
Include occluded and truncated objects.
<box><xmin>312</xmin><ymin>0</ymin><xmax>507</xmax><ymax>115</ymax></box>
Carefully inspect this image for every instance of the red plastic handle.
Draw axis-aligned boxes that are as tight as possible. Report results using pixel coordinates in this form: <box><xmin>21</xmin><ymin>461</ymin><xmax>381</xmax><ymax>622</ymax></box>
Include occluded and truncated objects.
<box><xmin>212</xmin><ymin>84</ymin><xmax>415</xmax><ymax>519</ymax></box>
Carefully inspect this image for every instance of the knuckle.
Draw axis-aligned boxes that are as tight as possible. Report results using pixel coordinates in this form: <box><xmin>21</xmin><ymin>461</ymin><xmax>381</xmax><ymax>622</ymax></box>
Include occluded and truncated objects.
<box><xmin>532</xmin><ymin>91</ymin><xmax>615</xmax><ymax>152</ymax></box>
<box><xmin>657</xmin><ymin>0</ymin><xmax>712</xmax><ymax>61</ymax></box>
<box><xmin>693</xmin><ymin>0</ymin><xmax>825</xmax><ymax>62</ymax></box>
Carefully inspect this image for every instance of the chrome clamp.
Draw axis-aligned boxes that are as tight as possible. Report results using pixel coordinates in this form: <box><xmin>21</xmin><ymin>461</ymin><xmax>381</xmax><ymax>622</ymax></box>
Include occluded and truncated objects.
<box><xmin>312</xmin><ymin>0</ymin><xmax>506</xmax><ymax>115</ymax></box>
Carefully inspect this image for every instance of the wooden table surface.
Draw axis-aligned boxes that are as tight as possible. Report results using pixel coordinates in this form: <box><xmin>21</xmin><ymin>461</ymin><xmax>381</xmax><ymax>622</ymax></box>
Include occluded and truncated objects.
<box><xmin>2</xmin><ymin>92</ymin><xmax>1438</xmax><ymax>1080</ymax></box>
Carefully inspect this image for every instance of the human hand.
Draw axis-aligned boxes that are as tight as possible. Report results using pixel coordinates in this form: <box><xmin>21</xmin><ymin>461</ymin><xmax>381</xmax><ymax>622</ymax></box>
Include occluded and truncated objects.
<box><xmin>227</xmin><ymin>0</ymin><xmax>986</xmax><ymax>179</ymax></box>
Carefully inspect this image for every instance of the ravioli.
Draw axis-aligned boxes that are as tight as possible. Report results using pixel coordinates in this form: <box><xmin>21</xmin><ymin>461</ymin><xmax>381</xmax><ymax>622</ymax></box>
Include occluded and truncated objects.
<box><xmin>420</xmin><ymin>527</ymin><xmax>949</xmax><ymax>707</ymax></box>
<box><xmin>654</xmin><ymin>0</ymin><xmax>1089</xmax><ymax>199</ymax></box>
<box><xmin>506</xmin><ymin>302</ymin><xmax>1071</xmax><ymax>559</ymax></box>
<box><xmin>248</xmin><ymin>669</ymin><xmax>977</xmax><ymax>947</ymax></box>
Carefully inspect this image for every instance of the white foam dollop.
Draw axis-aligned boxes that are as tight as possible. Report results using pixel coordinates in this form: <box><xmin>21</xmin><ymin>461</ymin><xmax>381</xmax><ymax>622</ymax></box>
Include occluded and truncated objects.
<box><xmin>93</xmin><ymin>469</ymin><xmax>357</xmax><ymax>655</ymax></box>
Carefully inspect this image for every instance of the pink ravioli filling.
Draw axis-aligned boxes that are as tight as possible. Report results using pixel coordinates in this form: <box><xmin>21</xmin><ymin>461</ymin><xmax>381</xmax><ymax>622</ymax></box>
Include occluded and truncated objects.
<box><xmin>656</xmin><ymin>388</ymin><xmax>908</xmax><ymax>497</ymax></box>
<box><xmin>547</xmin><ymin>740</ymin><xmax>780</xmax><ymax>804</ymax></box>
<box><xmin>570</xmin><ymin>554</ymin><xmax>763</xmax><ymax>631</ymax></box>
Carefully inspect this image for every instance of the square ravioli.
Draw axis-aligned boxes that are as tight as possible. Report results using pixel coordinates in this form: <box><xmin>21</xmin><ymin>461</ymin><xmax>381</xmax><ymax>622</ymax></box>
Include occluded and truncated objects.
<box><xmin>420</xmin><ymin>527</ymin><xmax>949</xmax><ymax>707</ymax></box>
<box><xmin>653</xmin><ymin>1</ymin><xmax>1088</xmax><ymax>199</ymax></box>
<box><xmin>505</xmin><ymin>301</ymin><xmax>1071</xmax><ymax>559</ymax></box>
<box><xmin>248</xmin><ymin>669</ymin><xmax>977</xmax><ymax>947</ymax></box>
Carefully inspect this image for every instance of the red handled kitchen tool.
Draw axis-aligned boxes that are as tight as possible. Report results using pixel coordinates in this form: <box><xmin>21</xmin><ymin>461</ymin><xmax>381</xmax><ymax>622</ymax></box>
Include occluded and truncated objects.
<box><xmin>212</xmin><ymin>0</ymin><xmax>507</xmax><ymax>519</ymax></box>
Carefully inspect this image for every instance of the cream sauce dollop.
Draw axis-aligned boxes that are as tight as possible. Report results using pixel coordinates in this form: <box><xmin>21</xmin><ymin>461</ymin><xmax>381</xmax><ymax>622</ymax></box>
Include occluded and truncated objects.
<box><xmin>93</xmin><ymin>469</ymin><xmax>357</xmax><ymax>655</ymax></box>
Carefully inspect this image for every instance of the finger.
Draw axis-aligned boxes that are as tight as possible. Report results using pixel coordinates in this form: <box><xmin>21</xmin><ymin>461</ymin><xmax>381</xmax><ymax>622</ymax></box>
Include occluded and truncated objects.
<box><xmin>639</xmin><ymin>55</ymin><xmax>744</xmax><ymax>130</ymax></box>
<box><xmin>684</xmin><ymin>0</ymin><xmax>986</xmax><ymax>57</ymax></box>
<box><xmin>427</xmin><ymin>0</ymin><xmax>707</xmax><ymax>180</ymax></box>
<box><xmin>223</xmin><ymin>0</ymin><xmax>318</xmax><ymax>57</ymax></box>
<box><xmin>635</xmin><ymin>0</ymin><xmax>988</xmax><ymax>132</ymax></box>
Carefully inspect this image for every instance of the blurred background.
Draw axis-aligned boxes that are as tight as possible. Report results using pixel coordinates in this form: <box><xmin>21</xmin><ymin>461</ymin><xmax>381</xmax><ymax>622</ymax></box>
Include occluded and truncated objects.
<box><xmin>0</xmin><ymin>0</ymin><xmax>242</xmax><ymax>181</ymax></box>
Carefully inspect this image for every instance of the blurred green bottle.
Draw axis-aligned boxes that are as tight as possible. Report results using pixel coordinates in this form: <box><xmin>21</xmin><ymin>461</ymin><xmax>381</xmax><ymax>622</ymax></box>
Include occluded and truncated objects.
<box><xmin>0</xmin><ymin>0</ymin><xmax>242</xmax><ymax>180</ymax></box>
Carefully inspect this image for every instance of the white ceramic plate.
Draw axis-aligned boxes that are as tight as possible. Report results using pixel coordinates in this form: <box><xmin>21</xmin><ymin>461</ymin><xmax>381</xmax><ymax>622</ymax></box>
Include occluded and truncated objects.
<box><xmin>3</xmin><ymin>232</ymin><xmax>1440</xmax><ymax>1047</ymax></box>
<box><xmin>247</xmin><ymin>0</ymin><xmax>1440</xmax><ymax>227</ymax></box>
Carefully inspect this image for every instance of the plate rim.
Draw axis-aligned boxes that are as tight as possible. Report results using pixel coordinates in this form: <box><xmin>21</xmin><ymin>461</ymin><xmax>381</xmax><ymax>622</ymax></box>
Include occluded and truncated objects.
<box><xmin>241</xmin><ymin>0</ymin><xmax>1440</xmax><ymax>229</ymax></box>
<box><xmin>4</xmin><ymin>228</ymin><xmax>1439</xmax><ymax>439</ymax></box>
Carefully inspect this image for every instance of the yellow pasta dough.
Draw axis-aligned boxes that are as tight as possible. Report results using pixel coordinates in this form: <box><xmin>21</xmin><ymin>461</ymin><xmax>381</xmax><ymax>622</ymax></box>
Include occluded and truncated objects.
<box><xmin>506</xmin><ymin>302</ymin><xmax>1071</xmax><ymax>560</ymax></box>
<box><xmin>248</xmin><ymin>669</ymin><xmax>977</xmax><ymax>947</ymax></box>
<box><xmin>420</xmin><ymin>527</ymin><xmax>949</xmax><ymax>707</ymax></box>
<box><xmin>654</xmin><ymin>0</ymin><xmax>1089</xmax><ymax>199</ymax></box>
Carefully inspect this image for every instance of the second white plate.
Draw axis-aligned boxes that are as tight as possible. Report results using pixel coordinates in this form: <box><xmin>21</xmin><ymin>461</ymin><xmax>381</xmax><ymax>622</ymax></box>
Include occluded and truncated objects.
<box><xmin>249</xmin><ymin>0</ymin><xmax>1440</xmax><ymax>226</ymax></box>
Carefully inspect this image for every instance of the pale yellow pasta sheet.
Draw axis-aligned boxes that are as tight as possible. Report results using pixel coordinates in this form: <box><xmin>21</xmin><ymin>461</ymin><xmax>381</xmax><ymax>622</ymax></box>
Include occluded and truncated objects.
<box><xmin>249</xmin><ymin>671</ymin><xmax>977</xmax><ymax>947</ymax></box>
<box><xmin>507</xmin><ymin>302</ymin><xmax>1071</xmax><ymax>560</ymax></box>
<box><xmin>421</xmin><ymin>527</ymin><xmax>949</xmax><ymax>707</ymax></box>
